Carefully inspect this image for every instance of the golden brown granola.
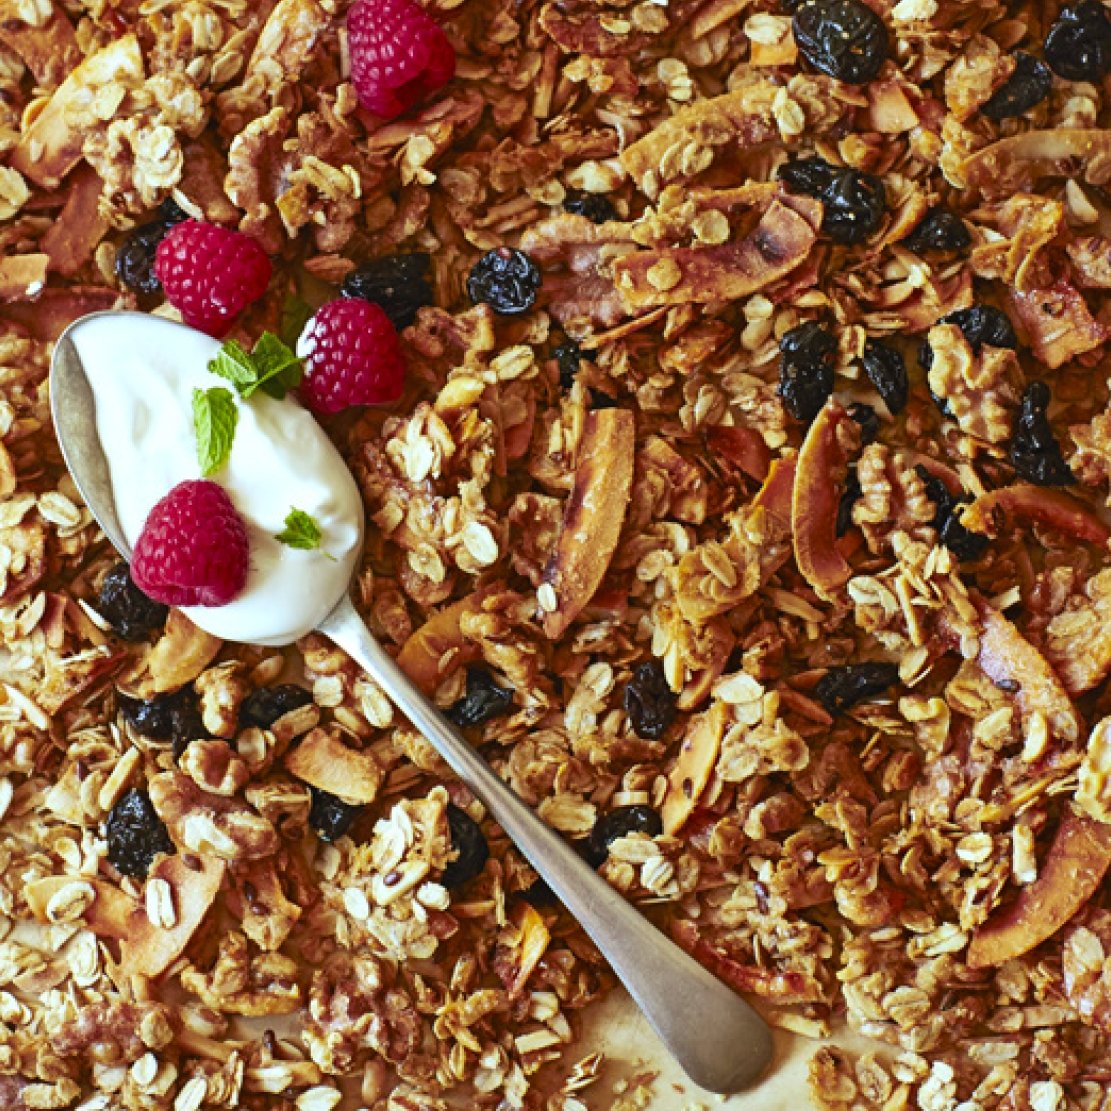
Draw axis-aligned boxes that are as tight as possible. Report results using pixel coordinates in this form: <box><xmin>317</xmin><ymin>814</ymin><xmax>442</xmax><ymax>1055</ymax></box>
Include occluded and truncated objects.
<box><xmin>2</xmin><ymin>0</ymin><xmax>1111</xmax><ymax>1108</ymax></box>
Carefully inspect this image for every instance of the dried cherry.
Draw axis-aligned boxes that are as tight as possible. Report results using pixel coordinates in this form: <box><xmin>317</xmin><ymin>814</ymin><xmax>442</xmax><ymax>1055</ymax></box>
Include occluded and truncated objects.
<box><xmin>792</xmin><ymin>0</ymin><xmax>889</xmax><ymax>84</ymax></box>
<box><xmin>445</xmin><ymin>667</ymin><xmax>515</xmax><ymax>728</ymax></box>
<box><xmin>778</xmin><ymin>320</ymin><xmax>837</xmax><ymax>423</ymax></box>
<box><xmin>981</xmin><ymin>52</ymin><xmax>1052</xmax><ymax>120</ymax></box>
<box><xmin>308</xmin><ymin>787</ymin><xmax>363</xmax><ymax>843</ymax></box>
<box><xmin>564</xmin><ymin>191</ymin><xmax>618</xmax><ymax>224</ymax></box>
<box><xmin>97</xmin><ymin>561</ymin><xmax>168</xmax><ymax>641</ymax></box>
<box><xmin>586</xmin><ymin>805</ymin><xmax>663</xmax><ymax>867</ymax></box>
<box><xmin>467</xmin><ymin>248</ymin><xmax>542</xmax><ymax>316</ymax></box>
<box><xmin>903</xmin><ymin>207</ymin><xmax>971</xmax><ymax>254</ymax></box>
<box><xmin>442</xmin><ymin>804</ymin><xmax>489</xmax><ymax>888</ymax></box>
<box><xmin>106</xmin><ymin>788</ymin><xmax>175</xmax><ymax>878</ymax></box>
<box><xmin>624</xmin><ymin>659</ymin><xmax>677</xmax><ymax>740</ymax></box>
<box><xmin>861</xmin><ymin>339</ymin><xmax>908</xmax><ymax>415</ymax></box>
<box><xmin>1045</xmin><ymin>1</ymin><xmax>1111</xmax><ymax>82</ymax></box>
<box><xmin>341</xmin><ymin>253</ymin><xmax>433</xmax><ymax>330</ymax></box>
<box><xmin>916</xmin><ymin>466</ymin><xmax>989</xmax><ymax>562</ymax></box>
<box><xmin>814</xmin><ymin>662</ymin><xmax>899</xmax><ymax>715</ymax></box>
<box><xmin>1010</xmin><ymin>381</ymin><xmax>1075</xmax><ymax>487</ymax></box>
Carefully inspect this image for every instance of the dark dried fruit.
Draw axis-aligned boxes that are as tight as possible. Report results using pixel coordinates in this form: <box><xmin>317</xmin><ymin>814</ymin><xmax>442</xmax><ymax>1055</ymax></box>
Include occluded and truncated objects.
<box><xmin>1045</xmin><ymin>1</ymin><xmax>1111</xmax><ymax>82</ymax></box>
<box><xmin>563</xmin><ymin>191</ymin><xmax>618</xmax><ymax>224</ymax></box>
<box><xmin>777</xmin><ymin>156</ymin><xmax>838</xmax><ymax>197</ymax></box>
<box><xmin>589</xmin><ymin>388</ymin><xmax>619</xmax><ymax>410</ymax></box>
<box><xmin>836</xmin><ymin>467</ymin><xmax>861</xmax><ymax>537</ymax></box>
<box><xmin>97</xmin><ymin>561</ymin><xmax>168</xmax><ymax>641</ymax></box>
<box><xmin>624</xmin><ymin>659</ymin><xmax>677</xmax><ymax>740</ymax></box>
<box><xmin>814</xmin><ymin>662</ymin><xmax>899</xmax><ymax>715</ymax></box>
<box><xmin>445</xmin><ymin>667</ymin><xmax>514</xmax><ymax>728</ymax></box>
<box><xmin>981</xmin><ymin>52</ymin><xmax>1053</xmax><ymax>120</ymax></box>
<box><xmin>919</xmin><ymin>304</ymin><xmax>1018</xmax><ymax>371</ymax></box>
<box><xmin>778</xmin><ymin>320</ymin><xmax>837</xmax><ymax>423</ymax></box>
<box><xmin>114</xmin><ymin>201</ymin><xmax>189</xmax><ymax>296</ymax></box>
<box><xmin>340</xmin><ymin>253</ymin><xmax>433</xmax><ymax>331</ymax></box>
<box><xmin>847</xmin><ymin>402</ymin><xmax>879</xmax><ymax>445</ymax></box>
<box><xmin>308</xmin><ymin>787</ymin><xmax>362</xmax><ymax>843</ymax></box>
<box><xmin>902</xmin><ymin>207</ymin><xmax>971</xmax><ymax>254</ymax></box>
<box><xmin>554</xmin><ymin>341</ymin><xmax>582</xmax><ymax>390</ymax></box>
<box><xmin>778</xmin><ymin>157</ymin><xmax>885</xmax><ymax>244</ymax></box>
<box><xmin>239</xmin><ymin>684</ymin><xmax>314</xmax><ymax>730</ymax></box>
<box><xmin>119</xmin><ymin>687</ymin><xmax>206</xmax><ymax>757</ymax></box>
<box><xmin>467</xmin><ymin>247</ymin><xmax>542</xmax><ymax>316</ymax></box>
<box><xmin>792</xmin><ymin>0</ymin><xmax>889</xmax><ymax>84</ymax></box>
<box><xmin>442</xmin><ymin>803</ymin><xmax>489</xmax><ymax>888</ymax></box>
<box><xmin>106</xmin><ymin>788</ymin><xmax>175</xmax><ymax>878</ymax></box>
<box><xmin>1010</xmin><ymin>381</ymin><xmax>1076</xmax><ymax>487</ymax></box>
<box><xmin>916</xmin><ymin>465</ymin><xmax>989</xmax><ymax>561</ymax></box>
<box><xmin>861</xmin><ymin>339</ymin><xmax>908</xmax><ymax>415</ymax></box>
<box><xmin>585</xmin><ymin>805</ymin><xmax>663</xmax><ymax>867</ymax></box>
<box><xmin>821</xmin><ymin>169</ymin><xmax>886</xmax><ymax>244</ymax></box>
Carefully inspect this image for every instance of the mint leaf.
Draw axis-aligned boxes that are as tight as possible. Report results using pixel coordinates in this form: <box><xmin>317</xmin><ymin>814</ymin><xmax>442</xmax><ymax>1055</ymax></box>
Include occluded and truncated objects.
<box><xmin>279</xmin><ymin>295</ymin><xmax>313</xmax><ymax>349</ymax></box>
<box><xmin>207</xmin><ymin>332</ymin><xmax>304</xmax><ymax>400</ymax></box>
<box><xmin>247</xmin><ymin>332</ymin><xmax>304</xmax><ymax>399</ymax></box>
<box><xmin>193</xmin><ymin>387</ymin><xmax>238</xmax><ymax>476</ymax></box>
<box><xmin>207</xmin><ymin>340</ymin><xmax>256</xmax><ymax>392</ymax></box>
<box><xmin>275</xmin><ymin>507</ymin><xmax>324</xmax><ymax>550</ymax></box>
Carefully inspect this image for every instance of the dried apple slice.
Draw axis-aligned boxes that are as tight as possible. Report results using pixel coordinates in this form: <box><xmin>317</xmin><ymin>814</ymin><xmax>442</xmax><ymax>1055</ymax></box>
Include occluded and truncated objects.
<box><xmin>753</xmin><ymin>452</ymin><xmax>797</xmax><ymax>521</ymax></box>
<box><xmin>968</xmin><ymin>808</ymin><xmax>1111</xmax><ymax>968</ymax></box>
<box><xmin>792</xmin><ymin>400</ymin><xmax>856</xmax><ymax>600</ymax></box>
<box><xmin>396</xmin><ymin>585</ymin><xmax>498</xmax><ymax>694</ymax></box>
<box><xmin>11</xmin><ymin>35</ymin><xmax>144</xmax><ymax>188</ymax></box>
<box><xmin>540</xmin><ymin>409</ymin><xmax>635</xmax><ymax>639</ymax></box>
<box><xmin>284</xmin><ymin>727</ymin><xmax>382</xmax><ymax>804</ymax></box>
<box><xmin>672</xmin><ymin>919</ymin><xmax>823</xmax><ymax>1003</ymax></box>
<box><xmin>661</xmin><ymin>702</ymin><xmax>728</xmax><ymax>834</ymax></box>
<box><xmin>705</xmin><ymin>425</ymin><xmax>771</xmax><ymax>482</ymax></box>
<box><xmin>961</xmin><ymin>129</ymin><xmax>1111</xmax><ymax>198</ymax></box>
<box><xmin>612</xmin><ymin>195</ymin><xmax>821</xmax><ymax>310</ymax></box>
<box><xmin>41</xmin><ymin>167</ymin><xmax>109</xmax><ymax>277</ymax></box>
<box><xmin>941</xmin><ymin>594</ymin><xmax>1080</xmax><ymax>745</ymax></box>
<box><xmin>119</xmin><ymin>855</ymin><xmax>226</xmax><ymax>981</ymax></box>
<box><xmin>960</xmin><ymin>486</ymin><xmax>1110</xmax><ymax>546</ymax></box>
<box><xmin>25</xmin><ymin>854</ymin><xmax>225</xmax><ymax>980</ymax></box>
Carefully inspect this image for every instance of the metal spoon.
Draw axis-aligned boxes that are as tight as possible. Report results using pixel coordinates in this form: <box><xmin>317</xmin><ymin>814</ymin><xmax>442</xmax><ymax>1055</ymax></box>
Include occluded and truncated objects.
<box><xmin>50</xmin><ymin>313</ymin><xmax>774</xmax><ymax>1094</ymax></box>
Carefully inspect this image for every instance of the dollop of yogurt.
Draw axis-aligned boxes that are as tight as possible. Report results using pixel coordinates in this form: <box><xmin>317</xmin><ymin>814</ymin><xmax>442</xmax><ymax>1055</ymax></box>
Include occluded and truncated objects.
<box><xmin>69</xmin><ymin>312</ymin><xmax>364</xmax><ymax>646</ymax></box>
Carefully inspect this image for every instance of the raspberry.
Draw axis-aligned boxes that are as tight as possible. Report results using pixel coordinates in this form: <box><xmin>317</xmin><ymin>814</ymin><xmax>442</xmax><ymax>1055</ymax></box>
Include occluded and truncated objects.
<box><xmin>297</xmin><ymin>298</ymin><xmax>406</xmax><ymax>414</ymax></box>
<box><xmin>131</xmin><ymin>480</ymin><xmax>250</xmax><ymax>608</ymax></box>
<box><xmin>347</xmin><ymin>0</ymin><xmax>455</xmax><ymax>120</ymax></box>
<box><xmin>153</xmin><ymin>220</ymin><xmax>272</xmax><ymax>337</ymax></box>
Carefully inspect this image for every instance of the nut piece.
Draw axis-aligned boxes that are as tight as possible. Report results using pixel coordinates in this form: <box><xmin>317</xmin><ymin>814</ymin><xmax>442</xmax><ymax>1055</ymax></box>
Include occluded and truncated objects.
<box><xmin>661</xmin><ymin>702</ymin><xmax>727</xmax><ymax>835</ymax></box>
<box><xmin>540</xmin><ymin>408</ymin><xmax>636</xmax><ymax>639</ymax></box>
<box><xmin>149</xmin><ymin>610</ymin><xmax>223</xmax><ymax>693</ymax></box>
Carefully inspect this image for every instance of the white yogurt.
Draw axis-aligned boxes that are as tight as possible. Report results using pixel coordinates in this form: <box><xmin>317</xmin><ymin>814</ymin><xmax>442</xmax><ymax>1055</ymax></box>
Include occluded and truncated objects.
<box><xmin>68</xmin><ymin>312</ymin><xmax>364</xmax><ymax>646</ymax></box>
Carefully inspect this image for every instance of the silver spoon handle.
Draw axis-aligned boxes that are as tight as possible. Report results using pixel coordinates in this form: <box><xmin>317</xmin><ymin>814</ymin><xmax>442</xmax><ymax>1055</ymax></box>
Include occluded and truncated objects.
<box><xmin>318</xmin><ymin>595</ymin><xmax>773</xmax><ymax>1094</ymax></box>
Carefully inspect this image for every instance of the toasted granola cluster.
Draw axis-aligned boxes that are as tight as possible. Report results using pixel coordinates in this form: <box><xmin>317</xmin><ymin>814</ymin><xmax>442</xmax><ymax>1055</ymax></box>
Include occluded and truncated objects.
<box><xmin>3</xmin><ymin>0</ymin><xmax>1111</xmax><ymax>1108</ymax></box>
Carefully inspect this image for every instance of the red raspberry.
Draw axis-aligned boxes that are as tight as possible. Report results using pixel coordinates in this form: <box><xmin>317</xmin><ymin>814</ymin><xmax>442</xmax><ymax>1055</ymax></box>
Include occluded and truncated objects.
<box><xmin>347</xmin><ymin>0</ymin><xmax>455</xmax><ymax>120</ymax></box>
<box><xmin>297</xmin><ymin>298</ymin><xmax>406</xmax><ymax>414</ymax></box>
<box><xmin>132</xmin><ymin>480</ymin><xmax>250</xmax><ymax>608</ymax></box>
<box><xmin>154</xmin><ymin>220</ymin><xmax>272</xmax><ymax>337</ymax></box>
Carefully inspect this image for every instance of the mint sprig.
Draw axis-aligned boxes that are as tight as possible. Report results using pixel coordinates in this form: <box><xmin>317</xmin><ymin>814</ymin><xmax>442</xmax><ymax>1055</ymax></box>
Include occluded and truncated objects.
<box><xmin>208</xmin><ymin>331</ymin><xmax>304</xmax><ymax>400</ymax></box>
<box><xmin>275</xmin><ymin>507</ymin><xmax>326</xmax><ymax>551</ymax></box>
<box><xmin>192</xmin><ymin>387</ymin><xmax>238</xmax><ymax>476</ymax></box>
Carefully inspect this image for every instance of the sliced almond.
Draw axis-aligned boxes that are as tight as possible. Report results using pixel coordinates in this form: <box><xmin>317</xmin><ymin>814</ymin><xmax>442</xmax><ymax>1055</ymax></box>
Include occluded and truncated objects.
<box><xmin>149</xmin><ymin>610</ymin><xmax>222</xmax><ymax>693</ymax></box>
<box><xmin>540</xmin><ymin>408</ymin><xmax>635</xmax><ymax>639</ymax></box>
<box><xmin>283</xmin><ymin>727</ymin><xmax>381</xmax><ymax>805</ymax></box>
<box><xmin>499</xmin><ymin>901</ymin><xmax>551</xmax><ymax>999</ymax></box>
<box><xmin>661</xmin><ymin>702</ymin><xmax>727</xmax><ymax>835</ymax></box>
<box><xmin>968</xmin><ymin>809</ymin><xmax>1111</xmax><ymax>968</ymax></box>
<box><xmin>961</xmin><ymin>485</ymin><xmax>1110</xmax><ymax>546</ymax></box>
<box><xmin>397</xmin><ymin>585</ymin><xmax>498</xmax><ymax>694</ymax></box>
<box><xmin>792</xmin><ymin>400</ymin><xmax>856</xmax><ymax>601</ymax></box>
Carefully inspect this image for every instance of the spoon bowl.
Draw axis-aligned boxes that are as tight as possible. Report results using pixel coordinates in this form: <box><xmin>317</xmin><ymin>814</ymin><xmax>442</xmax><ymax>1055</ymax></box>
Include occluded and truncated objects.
<box><xmin>51</xmin><ymin>311</ymin><xmax>774</xmax><ymax>1095</ymax></box>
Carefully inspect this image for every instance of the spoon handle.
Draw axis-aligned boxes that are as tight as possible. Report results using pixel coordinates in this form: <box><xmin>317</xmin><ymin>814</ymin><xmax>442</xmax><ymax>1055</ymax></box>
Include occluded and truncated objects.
<box><xmin>318</xmin><ymin>595</ymin><xmax>773</xmax><ymax>1094</ymax></box>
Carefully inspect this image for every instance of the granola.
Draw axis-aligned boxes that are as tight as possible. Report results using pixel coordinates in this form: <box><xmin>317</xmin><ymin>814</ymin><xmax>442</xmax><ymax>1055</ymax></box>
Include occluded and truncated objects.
<box><xmin>2</xmin><ymin>0</ymin><xmax>1111</xmax><ymax>1108</ymax></box>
